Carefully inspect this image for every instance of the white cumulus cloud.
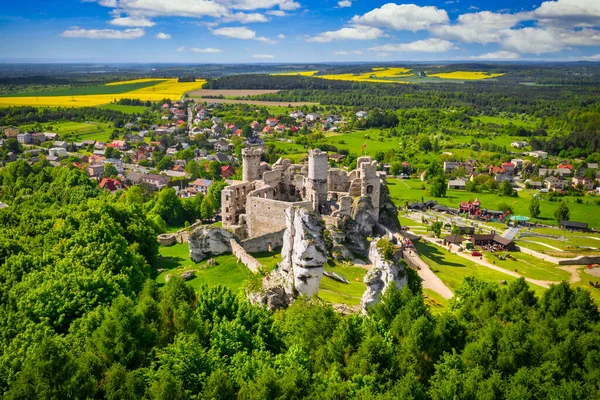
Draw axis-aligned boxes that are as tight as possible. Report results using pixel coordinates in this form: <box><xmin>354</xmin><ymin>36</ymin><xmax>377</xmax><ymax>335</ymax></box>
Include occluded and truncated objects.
<box><xmin>337</xmin><ymin>0</ymin><xmax>352</xmax><ymax>8</ymax></box>
<box><xmin>307</xmin><ymin>26</ymin><xmax>384</xmax><ymax>42</ymax></box>
<box><xmin>155</xmin><ymin>32</ymin><xmax>171</xmax><ymax>39</ymax></box>
<box><xmin>334</xmin><ymin>50</ymin><xmax>362</xmax><ymax>55</ymax></box>
<box><xmin>469</xmin><ymin>50</ymin><xmax>520</xmax><ymax>59</ymax></box>
<box><xmin>252</xmin><ymin>53</ymin><xmax>275</xmax><ymax>58</ymax></box>
<box><xmin>177</xmin><ymin>46</ymin><xmax>222</xmax><ymax>53</ymax></box>
<box><xmin>211</xmin><ymin>26</ymin><xmax>276</xmax><ymax>43</ymax></box>
<box><xmin>369</xmin><ymin>38</ymin><xmax>456</xmax><ymax>52</ymax></box>
<box><xmin>109</xmin><ymin>16</ymin><xmax>155</xmax><ymax>27</ymax></box>
<box><xmin>61</xmin><ymin>27</ymin><xmax>145</xmax><ymax>39</ymax></box>
<box><xmin>221</xmin><ymin>12</ymin><xmax>269</xmax><ymax>23</ymax></box>
<box><xmin>350</xmin><ymin>3</ymin><xmax>449</xmax><ymax>31</ymax></box>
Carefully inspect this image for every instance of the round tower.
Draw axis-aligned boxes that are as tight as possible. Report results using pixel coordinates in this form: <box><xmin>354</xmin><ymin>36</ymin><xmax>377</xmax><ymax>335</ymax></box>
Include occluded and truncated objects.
<box><xmin>242</xmin><ymin>148</ymin><xmax>262</xmax><ymax>182</ymax></box>
<box><xmin>307</xmin><ymin>149</ymin><xmax>329</xmax><ymax>213</ymax></box>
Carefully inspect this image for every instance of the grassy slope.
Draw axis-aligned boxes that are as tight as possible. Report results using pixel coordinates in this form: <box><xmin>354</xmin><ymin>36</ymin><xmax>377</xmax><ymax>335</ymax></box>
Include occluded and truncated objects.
<box><xmin>153</xmin><ymin>243</ymin><xmax>250</xmax><ymax>294</ymax></box>
<box><xmin>319</xmin><ymin>264</ymin><xmax>367</xmax><ymax>306</ymax></box>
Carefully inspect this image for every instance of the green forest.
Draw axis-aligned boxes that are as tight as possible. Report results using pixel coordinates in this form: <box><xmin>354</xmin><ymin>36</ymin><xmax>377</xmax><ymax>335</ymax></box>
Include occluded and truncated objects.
<box><xmin>0</xmin><ymin>162</ymin><xmax>599</xmax><ymax>399</ymax></box>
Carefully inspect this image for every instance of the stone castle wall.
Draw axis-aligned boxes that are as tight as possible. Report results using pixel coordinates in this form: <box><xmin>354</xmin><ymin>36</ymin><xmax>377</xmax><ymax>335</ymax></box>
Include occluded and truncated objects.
<box><xmin>241</xmin><ymin>229</ymin><xmax>286</xmax><ymax>253</ymax></box>
<box><xmin>246</xmin><ymin>196</ymin><xmax>313</xmax><ymax>237</ymax></box>
<box><xmin>230</xmin><ymin>239</ymin><xmax>262</xmax><ymax>273</ymax></box>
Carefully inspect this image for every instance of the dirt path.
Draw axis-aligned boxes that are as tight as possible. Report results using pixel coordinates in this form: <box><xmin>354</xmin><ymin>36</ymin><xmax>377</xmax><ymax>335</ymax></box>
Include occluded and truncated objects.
<box><xmin>517</xmin><ymin>245</ymin><xmax>562</xmax><ymax>264</ymax></box>
<box><xmin>420</xmin><ymin>236</ymin><xmax>556</xmax><ymax>289</ymax></box>
<box><xmin>558</xmin><ymin>265</ymin><xmax>581</xmax><ymax>283</ymax></box>
<box><xmin>404</xmin><ymin>250</ymin><xmax>454</xmax><ymax>299</ymax></box>
<box><xmin>519</xmin><ymin>240</ymin><xmax>564</xmax><ymax>252</ymax></box>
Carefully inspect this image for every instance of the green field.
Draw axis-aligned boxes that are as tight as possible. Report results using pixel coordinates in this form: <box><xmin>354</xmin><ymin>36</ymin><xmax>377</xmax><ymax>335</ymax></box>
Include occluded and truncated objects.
<box><xmin>153</xmin><ymin>243</ymin><xmax>250</xmax><ymax>294</ymax></box>
<box><xmin>98</xmin><ymin>104</ymin><xmax>150</xmax><ymax>114</ymax></box>
<box><xmin>483</xmin><ymin>252</ymin><xmax>570</xmax><ymax>281</ymax></box>
<box><xmin>387</xmin><ymin>178</ymin><xmax>600</xmax><ymax>229</ymax></box>
<box><xmin>250</xmin><ymin>249</ymin><xmax>282</xmax><ymax>271</ymax></box>
<box><xmin>2</xmin><ymin>80</ymin><xmax>164</xmax><ymax>97</ymax></box>
<box><xmin>415</xmin><ymin>241</ymin><xmax>547</xmax><ymax>299</ymax></box>
<box><xmin>472</xmin><ymin>115</ymin><xmax>538</xmax><ymax>127</ymax></box>
<box><xmin>19</xmin><ymin>121</ymin><xmax>113</xmax><ymax>142</ymax></box>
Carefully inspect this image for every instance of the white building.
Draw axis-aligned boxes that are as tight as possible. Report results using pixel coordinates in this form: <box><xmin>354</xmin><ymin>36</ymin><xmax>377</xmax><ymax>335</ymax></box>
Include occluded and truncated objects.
<box><xmin>529</xmin><ymin>150</ymin><xmax>548</xmax><ymax>159</ymax></box>
<box><xmin>48</xmin><ymin>147</ymin><xmax>68</xmax><ymax>158</ymax></box>
<box><xmin>356</xmin><ymin>111</ymin><xmax>368</xmax><ymax>119</ymax></box>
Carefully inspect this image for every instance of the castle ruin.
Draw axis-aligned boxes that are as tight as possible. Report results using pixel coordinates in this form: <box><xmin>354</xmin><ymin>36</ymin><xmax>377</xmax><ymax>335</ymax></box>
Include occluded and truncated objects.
<box><xmin>221</xmin><ymin>148</ymin><xmax>383</xmax><ymax>240</ymax></box>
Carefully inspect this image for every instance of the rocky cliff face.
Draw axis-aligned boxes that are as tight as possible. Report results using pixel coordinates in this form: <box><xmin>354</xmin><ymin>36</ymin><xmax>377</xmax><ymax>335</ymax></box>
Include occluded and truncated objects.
<box><xmin>361</xmin><ymin>239</ymin><xmax>407</xmax><ymax>313</ymax></box>
<box><xmin>378</xmin><ymin>183</ymin><xmax>401</xmax><ymax>232</ymax></box>
<box><xmin>343</xmin><ymin>196</ymin><xmax>376</xmax><ymax>256</ymax></box>
<box><xmin>188</xmin><ymin>227</ymin><xmax>234</xmax><ymax>262</ymax></box>
<box><xmin>249</xmin><ymin>206</ymin><xmax>327</xmax><ymax>309</ymax></box>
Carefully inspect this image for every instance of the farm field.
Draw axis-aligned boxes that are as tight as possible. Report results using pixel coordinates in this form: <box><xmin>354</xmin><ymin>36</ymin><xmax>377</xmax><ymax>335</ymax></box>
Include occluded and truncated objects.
<box><xmin>154</xmin><ymin>243</ymin><xmax>250</xmax><ymax>294</ymax></box>
<box><xmin>386</xmin><ymin>178</ymin><xmax>600</xmax><ymax>230</ymax></box>
<box><xmin>0</xmin><ymin>78</ymin><xmax>205</xmax><ymax>107</ymax></box>
<box><xmin>18</xmin><ymin>121</ymin><xmax>113</xmax><ymax>142</ymax></box>
<box><xmin>0</xmin><ymin>80</ymin><xmax>164</xmax><ymax>97</ymax></box>
<box><xmin>187</xmin><ymin>89</ymin><xmax>280</xmax><ymax>98</ymax></box>
<box><xmin>317</xmin><ymin>67</ymin><xmax>411</xmax><ymax>83</ymax></box>
<box><xmin>272</xmin><ymin>70</ymin><xmax>319</xmax><ymax>76</ymax></box>
<box><xmin>427</xmin><ymin>71</ymin><xmax>504</xmax><ymax>80</ymax></box>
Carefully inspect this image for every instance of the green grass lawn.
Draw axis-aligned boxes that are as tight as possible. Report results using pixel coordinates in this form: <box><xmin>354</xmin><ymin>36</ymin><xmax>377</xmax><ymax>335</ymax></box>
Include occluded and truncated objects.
<box><xmin>387</xmin><ymin>178</ymin><xmax>600</xmax><ymax>230</ymax></box>
<box><xmin>19</xmin><ymin>121</ymin><xmax>113</xmax><ymax>143</ymax></box>
<box><xmin>251</xmin><ymin>249</ymin><xmax>282</xmax><ymax>271</ymax></box>
<box><xmin>415</xmin><ymin>241</ymin><xmax>547</xmax><ymax>299</ymax></box>
<box><xmin>3</xmin><ymin>80</ymin><xmax>164</xmax><ymax>97</ymax></box>
<box><xmin>573</xmin><ymin>267</ymin><xmax>600</xmax><ymax>305</ymax></box>
<box><xmin>483</xmin><ymin>252</ymin><xmax>570</xmax><ymax>281</ymax></box>
<box><xmin>423</xmin><ymin>288</ymin><xmax>449</xmax><ymax>314</ymax></box>
<box><xmin>319</xmin><ymin>264</ymin><xmax>367</xmax><ymax>306</ymax></box>
<box><xmin>98</xmin><ymin>104</ymin><xmax>150</xmax><ymax>114</ymax></box>
<box><xmin>153</xmin><ymin>243</ymin><xmax>250</xmax><ymax>294</ymax></box>
<box><xmin>472</xmin><ymin>115</ymin><xmax>538</xmax><ymax>127</ymax></box>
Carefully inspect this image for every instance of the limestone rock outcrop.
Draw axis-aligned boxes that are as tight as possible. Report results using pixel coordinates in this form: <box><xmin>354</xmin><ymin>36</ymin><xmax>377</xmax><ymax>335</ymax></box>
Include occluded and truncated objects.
<box><xmin>343</xmin><ymin>196</ymin><xmax>376</xmax><ymax>256</ymax></box>
<box><xmin>249</xmin><ymin>206</ymin><xmax>327</xmax><ymax>309</ymax></box>
<box><xmin>188</xmin><ymin>226</ymin><xmax>234</xmax><ymax>262</ymax></box>
<box><xmin>361</xmin><ymin>239</ymin><xmax>407</xmax><ymax>313</ymax></box>
<box><xmin>378</xmin><ymin>183</ymin><xmax>401</xmax><ymax>232</ymax></box>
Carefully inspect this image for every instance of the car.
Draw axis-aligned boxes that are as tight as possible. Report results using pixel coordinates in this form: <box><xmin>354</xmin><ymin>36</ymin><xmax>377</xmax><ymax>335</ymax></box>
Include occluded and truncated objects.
<box><xmin>471</xmin><ymin>251</ymin><xmax>482</xmax><ymax>257</ymax></box>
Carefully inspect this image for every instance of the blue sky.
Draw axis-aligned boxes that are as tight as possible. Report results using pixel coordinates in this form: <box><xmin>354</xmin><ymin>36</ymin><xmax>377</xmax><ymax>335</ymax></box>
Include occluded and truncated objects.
<box><xmin>1</xmin><ymin>0</ymin><xmax>599</xmax><ymax>62</ymax></box>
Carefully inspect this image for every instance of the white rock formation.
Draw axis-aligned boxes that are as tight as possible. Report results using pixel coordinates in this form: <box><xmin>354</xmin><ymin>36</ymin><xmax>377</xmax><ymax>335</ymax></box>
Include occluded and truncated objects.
<box><xmin>280</xmin><ymin>206</ymin><xmax>327</xmax><ymax>299</ymax></box>
<box><xmin>188</xmin><ymin>226</ymin><xmax>234</xmax><ymax>262</ymax></box>
<box><xmin>249</xmin><ymin>206</ymin><xmax>327</xmax><ymax>309</ymax></box>
<box><xmin>361</xmin><ymin>239</ymin><xmax>407</xmax><ymax>313</ymax></box>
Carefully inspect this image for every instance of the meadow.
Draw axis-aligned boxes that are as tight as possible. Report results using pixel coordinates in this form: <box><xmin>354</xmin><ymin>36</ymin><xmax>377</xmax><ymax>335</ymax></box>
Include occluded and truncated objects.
<box><xmin>18</xmin><ymin>121</ymin><xmax>113</xmax><ymax>142</ymax></box>
<box><xmin>97</xmin><ymin>103</ymin><xmax>149</xmax><ymax>114</ymax></box>
<box><xmin>0</xmin><ymin>78</ymin><xmax>205</xmax><ymax>107</ymax></box>
<box><xmin>1</xmin><ymin>80</ymin><xmax>164</xmax><ymax>97</ymax></box>
<box><xmin>387</xmin><ymin>178</ymin><xmax>600</xmax><ymax>229</ymax></box>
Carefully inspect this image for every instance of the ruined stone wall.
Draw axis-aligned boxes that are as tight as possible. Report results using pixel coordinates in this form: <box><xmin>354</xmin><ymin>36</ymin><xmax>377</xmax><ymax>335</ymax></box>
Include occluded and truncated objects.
<box><xmin>359</xmin><ymin>160</ymin><xmax>381</xmax><ymax>220</ymax></box>
<box><xmin>307</xmin><ymin>149</ymin><xmax>329</xmax><ymax>213</ymax></box>
<box><xmin>246</xmin><ymin>197</ymin><xmax>313</xmax><ymax>237</ymax></box>
<box><xmin>222</xmin><ymin>181</ymin><xmax>255</xmax><ymax>228</ymax></box>
<box><xmin>230</xmin><ymin>239</ymin><xmax>263</xmax><ymax>273</ymax></box>
<box><xmin>240</xmin><ymin>229</ymin><xmax>286</xmax><ymax>253</ymax></box>
<box><xmin>328</xmin><ymin>169</ymin><xmax>349</xmax><ymax>192</ymax></box>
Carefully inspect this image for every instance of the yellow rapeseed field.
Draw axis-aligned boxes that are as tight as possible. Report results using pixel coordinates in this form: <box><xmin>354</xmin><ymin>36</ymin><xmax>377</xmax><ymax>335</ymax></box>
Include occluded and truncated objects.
<box><xmin>272</xmin><ymin>70</ymin><xmax>319</xmax><ymax>76</ymax></box>
<box><xmin>0</xmin><ymin>78</ymin><xmax>206</xmax><ymax>107</ymax></box>
<box><xmin>317</xmin><ymin>67</ymin><xmax>411</xmax><ymax>83</ymax></box>
<box><xmin>427</xmin><ymin>71</ymin><xmax>504</xmax><ymax>80</ymax></box>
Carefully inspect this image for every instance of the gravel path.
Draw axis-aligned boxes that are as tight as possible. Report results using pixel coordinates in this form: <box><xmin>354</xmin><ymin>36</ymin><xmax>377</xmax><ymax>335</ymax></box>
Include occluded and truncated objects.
<box><xmin>404</xmin><ymin>250</ymin><xmax>454</xmax><ymax>299</ymax></box>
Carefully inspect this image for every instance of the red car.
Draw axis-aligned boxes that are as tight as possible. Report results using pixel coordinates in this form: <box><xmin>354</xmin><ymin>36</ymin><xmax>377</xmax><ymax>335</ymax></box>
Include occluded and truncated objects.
<box><xmin>471</xmin><ymin>251</ymin><xmax>482</xmax><ymax>257</ymax></box>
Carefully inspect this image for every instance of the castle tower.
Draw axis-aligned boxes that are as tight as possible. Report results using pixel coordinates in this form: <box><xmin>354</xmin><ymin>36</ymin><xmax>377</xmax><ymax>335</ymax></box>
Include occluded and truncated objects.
<box><xmin>242</xmin><ymin>148</ymin><xmax>262</xmax><ymax>182</ymax></box>
<box><xmin>359</xmin><ymin>158</ymin><xmax>381</xmax><ymax>220</ymax></box>
<box><xmin>307</xmin><ymin>149</ymin><xmax>329</xmax><ymax>213</ymax></box>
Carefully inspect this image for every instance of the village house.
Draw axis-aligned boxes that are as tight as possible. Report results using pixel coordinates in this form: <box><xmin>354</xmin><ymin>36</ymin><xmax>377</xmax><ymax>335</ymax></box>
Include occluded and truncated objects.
<box><xmin>250</xmin><ymin>121</ymin><xmax>261</xmax><ymax>131</ymax></box>
<box><xmin>53</xmin><ymin>141</ymin><xmax>68</xmax><ymax>149</ymax></box>
<box><xmin>448</xmin><ymin>179</ymin><xmax>467</xmax><ymax>190</ymax></box>
<box><xmin>43</xmin><ymin>132</ymin><xmax>58</xmax><ymax>141</ymax></box>
<box><xmin>48</xmin><ymin>147</ymin><xmax>68</xmax><ymax>158</ymax></box>
<box><xmin>544</xmin><ymin>176</ymin><xmax>568</xmax><ymax>191</ymax></box>
<box><xmin>443</xmin><ymin>161</ymin><xmax>459</xmax><ymax>173</ymax></box>
<box><xmin>306</xmin><ymin>113</ymin><xmax>320</xmax><ymax>122</ymax></box>
<box><xmin>529</xmin><ymin>150</ymin><xmax>548</xmax><ymax>159</ymax></box>
<box><xmin>539</xmin><ymin>168</ymin><xmax>572</xmax><ymax>177</ymax></box>
<box><xmin>87</xmin><ymin>164</ymin><xmax>105</xmax><ymax>178</ymax></box>
<box><xmin>525</xmin><ymin>179</ymin><xmax>543</xmax><ymax>189</ymax></box>
<box><xmin>214</xmin><ymin>139</ymin><xmax>233</xmax><ymax>152</ymax></box>
<box><xmin>127</xmin><ymin>172</ymin><xmax>169</xmax><ymax>190</ymax></box>
<box><xmin>221</xmin><ymin>165</ymin><xmax>236</xmax><ymax>179</ymax></box>
<box><xmin>31</xmin><ymin>133</ymin><xmax>47</xmax><ymax>144</ymax></box>
<box><xmin>266</xmin><ymin>118</ymin><xmax>279</xmax><ymax>127</ymax></box>
<box><xmin>190</xmin><ymin>178</ymin><xmax>213</xmax><ymax>195</ymax></box>
<box><xmin>17</xmin><ymin>132</ymin><xmax>32</xmax><ymax>144</ymax></box>
<box><xmin>3</xmin><ymin>127</ymin><xmax>20</xmax><ymax>137</ymax></box>
<box><xmin>356</xmin><ymin>111</ymin><xmax>368</xmax><ymax>119</ymax></box>
<box><xmin>501</xmin><ymin>162</ymin><xmax>516</xmax><ymax>175</ymax></box>
<box><xmin>511</xmin><ymin>141</ymin><xmax>529</xmax><ymax>148</ymax></box>
<box><xmin>99</xmin><ymin>178</ymin><xmax>123</xmax><ymax>193</ymax></box>
<box><xmin>289</xmin><ymin>111</ymin><xmax>304</xmax><ymax>119</ymax></box>
<box><xmin>572</xmin><ymin>176</ymin><xmax>595</xmax><ymax>190</ymax></box>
